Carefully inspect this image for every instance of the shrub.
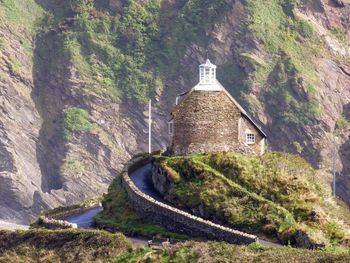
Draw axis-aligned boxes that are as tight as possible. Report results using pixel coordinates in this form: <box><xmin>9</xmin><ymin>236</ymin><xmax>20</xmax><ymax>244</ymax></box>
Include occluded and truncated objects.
<box><xmin>60</xmin><ymin>160</ymin><xmax>85</xmax><ymax>177</ymax></box>
<box><xmin>71</xmin><ymin>0</ymin><xmax>94</xmax><ymax>14</ymax></box>
<box><xmin>63</xmin><ymin>107</ymin><xmax>92</xmax><ymax>139</ymax></box>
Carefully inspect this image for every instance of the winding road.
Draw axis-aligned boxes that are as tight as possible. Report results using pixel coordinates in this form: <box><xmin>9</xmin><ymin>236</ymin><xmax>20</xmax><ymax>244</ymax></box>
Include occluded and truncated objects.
<box><xmin>64</xmin><ymin>162</ymin><xmax>280</xmax><ymax>248</ymax></box>
<box><xmin>0</xmin><ymin>162</ymin><xmax>280</xmax><ymax>248</ymax></box>
<box><xmin>129</xmin><ymin>163</ymin><xmax>170</xmax><ymax>204</ymax></box>
<box><xmin>127</xmin><ymin>163</ymin><xmax>281</xmax><ymax>248</ymax></box>
<box><xmin>64</xmin><ymin>164</ymin><xmax>159</xmax><ymax>229</ymax></box>
<box><xmin>65</xmin><ymin>207</ymin><xmax>103</xmax><ymax>229</ymax></box>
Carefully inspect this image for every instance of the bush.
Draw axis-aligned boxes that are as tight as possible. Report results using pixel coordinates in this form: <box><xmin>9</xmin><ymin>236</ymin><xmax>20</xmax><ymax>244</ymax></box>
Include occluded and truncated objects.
<box><xmin>60</xmin><ymin>160</ymin><xmax>85</xmax><ymax>177</ymax></box>
<box><xmin>63</xmin><ymin>107</ymin><xmax>92</xmax><ymax>139</ymax></box>
<box><xmin>71</xmin><ymin>0</ymin><xmax>94</xmax><ymax>14</ymax></box>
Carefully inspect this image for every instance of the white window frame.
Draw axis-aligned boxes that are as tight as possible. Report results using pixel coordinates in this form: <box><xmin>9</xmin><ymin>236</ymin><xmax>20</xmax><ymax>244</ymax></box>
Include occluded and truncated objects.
<box><xmin>245</xmin><ymin>133</ymin><xmax>256</xmax><ymax>145</ymax></box>
<box><xmin>168</xmin><ymin>121</ymin><xmax>174</xmax><ymax>136</ymax></box>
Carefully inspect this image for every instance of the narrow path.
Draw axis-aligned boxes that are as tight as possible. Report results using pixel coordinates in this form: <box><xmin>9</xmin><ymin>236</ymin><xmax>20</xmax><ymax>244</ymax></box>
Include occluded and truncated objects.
<box><xmin>129</xmin><ymin>163</ymin><xmax>170</xmax><ymax>205</ymax></box>
<box><xmin>64</xmin><ymin>206</ymin><xmax>148</xmax><ymax>248</ymax></box>
<box><xmin>65</xmin><ymin>207</ymin><xmax>103</xmax><ymax>228</ymax></box>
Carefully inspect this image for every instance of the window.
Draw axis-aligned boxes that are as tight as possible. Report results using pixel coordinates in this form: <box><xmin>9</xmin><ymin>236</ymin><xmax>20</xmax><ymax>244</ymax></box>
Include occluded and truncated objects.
<box><xmin>168</xmin><ymin>121</ymin><xmax>174</xmax><ymax>135</ymax></box>
<box><xmin>246</xmin><ymin>133</ymin><xmax>256</xmax><ymax>144</ymax></box>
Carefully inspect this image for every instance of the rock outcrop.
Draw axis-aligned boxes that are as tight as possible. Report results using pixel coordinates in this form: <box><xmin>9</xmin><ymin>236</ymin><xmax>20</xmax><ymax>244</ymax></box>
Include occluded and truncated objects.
<box><xmin>1</xmin><ymin>0</ymin><xmax>350</xmax><ymax>223</ymax></box>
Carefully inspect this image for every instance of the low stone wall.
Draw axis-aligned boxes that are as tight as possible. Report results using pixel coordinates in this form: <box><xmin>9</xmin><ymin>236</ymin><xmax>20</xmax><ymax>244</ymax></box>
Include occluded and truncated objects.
<box><xmin>30</xmin><ymin>198</ymin><xmax>101</xmax><ymax>230</ymax></box>
<box><xmin>33</xmin><ymin>216</ymin><xmax>77</xmax><ymax>230</ymax></box>
<box><xmin>121</xmin><ymin>155</ymin><xmax>257</xmax><ymax>245</ymax></box>
<box><xmin>41</xmin><ymin>197</ymin><xmax>102</xmax><ymax>220</ymax></box>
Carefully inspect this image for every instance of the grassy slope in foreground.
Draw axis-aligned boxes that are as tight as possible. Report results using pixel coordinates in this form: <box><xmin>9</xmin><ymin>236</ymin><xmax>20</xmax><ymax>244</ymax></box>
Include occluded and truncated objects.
<box><xmin>1</xmin><ymin>230</ymin><xmax>350</xmax><ymax>263</ymax></box>
<box><xmin>0</xmin><ymin>229</ymin><xmax>131</xmax><ymax>262</ymax></box>
<box><xmin>116</xmin><ymin>241</ymin><xmax>350</xmax><ymax>263</ymax></box>
<box><xmin>95</xmin><ymin>176</ymin><xmax>188</xmax><ymax>240</ymax></box>
<box><xmin>154</xmin><ymin>152</ymin><xmax>350</xmax><ymax>248</ymax></box>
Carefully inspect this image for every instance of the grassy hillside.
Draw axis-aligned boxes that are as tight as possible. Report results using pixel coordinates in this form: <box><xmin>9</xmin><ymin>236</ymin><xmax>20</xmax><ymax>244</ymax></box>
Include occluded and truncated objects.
<box><xmin>154</xmin><ymin>152</ymin><xmax>350</xmax><ymax>248</ymax></box>
<box><xmin>2</xmin><ymin>230</ymin><xmax>350</xmax><ymax>262</ymax></box>
<box><xmin>116</xmin><ymin>241</ymin><xmax>350</xmax><ymax>263</ymax></box>
<box><xmin>0</xmin><ymin>229</ymin><xmax>131</xmax><ymax>262</ymax></box>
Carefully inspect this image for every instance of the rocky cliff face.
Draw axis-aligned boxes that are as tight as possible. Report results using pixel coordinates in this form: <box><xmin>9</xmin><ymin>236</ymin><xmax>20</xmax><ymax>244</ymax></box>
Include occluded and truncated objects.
<box><xmin>1</xmin><ymin>0</ymin><xmax>350</xmax><ymax>224</ymax></box>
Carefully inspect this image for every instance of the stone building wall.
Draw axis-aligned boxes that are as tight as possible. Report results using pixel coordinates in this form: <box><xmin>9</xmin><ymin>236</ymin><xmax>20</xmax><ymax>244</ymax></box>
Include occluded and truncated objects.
<box><xmin>121</xmin><ymin>155</ymin><xmax>257</xmax><ymax>244</ymax></box>
<box><xmin>172</xmin><ymin>90</ymin><xmax>241</xmax><ymax>155</ymax></box>
<box><xmin>171</xmin><ymin>90</ymin><xmax>264</xmax><ymax>155</ymax></box>
<box><xmin>239</xmin><ymin>116</ymin><xmax>265</xmax><ymax>155</ymax></box>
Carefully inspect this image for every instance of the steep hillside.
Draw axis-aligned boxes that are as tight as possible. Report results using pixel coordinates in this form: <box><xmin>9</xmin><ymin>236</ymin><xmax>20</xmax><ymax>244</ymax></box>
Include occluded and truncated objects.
<box><xmin>1</xmin><ymin>0</ymin><xmax>350</xmax><ymax>223</ymax></box>
<box><xmin>0</xmin><ymin>229</ymin><xmax>131</xmax><ymax>262</ymax></box>
<box><xmin>153</xmin><ymin>153</ymin><xmax>350</xmax><ymax>248</ymax></box>
<box><xmin>2</xmin><ymin>230</ymin><xmax>350</xmax><ymax>262</ymax></box>
<box><xmin>0</xmin><ymin>0</ymin><xmax>168</xmax><ymax>224</ymax></box>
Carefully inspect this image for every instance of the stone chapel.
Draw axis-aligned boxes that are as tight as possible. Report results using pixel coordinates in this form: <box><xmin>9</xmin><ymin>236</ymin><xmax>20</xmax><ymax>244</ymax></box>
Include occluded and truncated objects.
<box><xmin>168</xmin><ymin>59</ymin><xmax>267</xmax><ymax>156</ymax></box>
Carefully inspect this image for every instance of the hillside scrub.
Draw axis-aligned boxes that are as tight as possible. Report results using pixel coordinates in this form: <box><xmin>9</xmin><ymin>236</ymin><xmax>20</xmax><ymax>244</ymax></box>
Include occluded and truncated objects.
<box><xmin>242</xmin><ymin>0</ymin><xmax>323</xmax><ymax>126</ymax></box>
<box><xmin>115</xmin><ymin>241</ymin><xmax>350</xmax><ymax>263</ymax></box>
<box><xmin>154</xmin><ymin>152</ymin><xmax>350</xmax><ymax>248</ymax></box>
<box><xmin>0</xmin><ymin>229</ymin><xmax>131</xmax><ymax>262</ymax></box>
<box><xmin>2</xmin><ymin>231</ymin><xmax>350</xmax><ymax>262</ymax></box>
<box><xmin>63</xmin><ymin>107</ymin><xmax>92</xmax><ymax>139</ymax></box>
<box><xmin>59</xmin><ymin>0</ymin><xmax>162</xmax><ymax>103</ymax></box>
<box><xmin>95</xmin><ymin>176</ymin><xmax>188</xmax><ymax>240</ymax></box>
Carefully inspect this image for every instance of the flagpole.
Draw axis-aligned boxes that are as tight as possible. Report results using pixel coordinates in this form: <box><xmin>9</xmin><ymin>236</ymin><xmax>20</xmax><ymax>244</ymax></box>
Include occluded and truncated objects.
<box><xmin>333</xmin><ymin>133</ymin><xmax>336</xmax><ymax>197</ymax></box>
<box><xmin>149</xmin><ymin>99</ymin><xmax>152</xmax><ymax>154</ymax></box>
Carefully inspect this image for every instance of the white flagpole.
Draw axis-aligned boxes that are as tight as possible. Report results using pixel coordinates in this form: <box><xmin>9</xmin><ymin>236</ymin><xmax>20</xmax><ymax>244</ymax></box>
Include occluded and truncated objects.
<box><xmin>149</xmin><ymin>99</ymin><xmax>152</xmax><ymax>154</ymax></box>
<box><xmin>333</xmin><ymin>133</ymin><xmax>336</xmax><ymax>197</ymax></box>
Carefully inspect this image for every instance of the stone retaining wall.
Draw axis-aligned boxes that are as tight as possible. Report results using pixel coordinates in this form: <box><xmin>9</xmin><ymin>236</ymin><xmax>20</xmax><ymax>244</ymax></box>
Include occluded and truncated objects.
<box><xmin>121</xmin><ymin>155</ymin><xmax>258</xmax><ymax>245</ymax></box>
<box><xmin>32</xmin><ymin>216</ymin><xmax>77</xmax><ymax>230</ymax></box>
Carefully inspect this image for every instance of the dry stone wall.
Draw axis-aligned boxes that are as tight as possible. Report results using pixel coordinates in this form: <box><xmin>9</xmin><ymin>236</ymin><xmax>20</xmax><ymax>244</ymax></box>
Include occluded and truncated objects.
<box><xmin>172</xmin><ymin>90</ymin><xmax>242</xmax><ymax>155</ymax></box>
<box><xmin>239</xmin><ymin>116</ymin><xmax>265</xmax><ymax>155</ymax></box>
<box><xmin>122</xmin><ymin>155</ymin><xmax>257</xmax><ymax>244</ymax></box>
<box><xmin>32</xmin><ymin>216</ymin><xmax>77</xmax><ymax>230</ymax></box>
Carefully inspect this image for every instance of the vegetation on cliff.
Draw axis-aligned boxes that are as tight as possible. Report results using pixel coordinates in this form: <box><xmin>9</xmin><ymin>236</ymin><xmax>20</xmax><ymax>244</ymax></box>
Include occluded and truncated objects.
<box><xmin>154</xmin><ymin>152</ymin><xmax>350</xmax><ymax>248</ymax></box>
<box><xmin>63</xmin><ymin>107</ymin><xmax>92</xmax><ymax>139</ymax></box>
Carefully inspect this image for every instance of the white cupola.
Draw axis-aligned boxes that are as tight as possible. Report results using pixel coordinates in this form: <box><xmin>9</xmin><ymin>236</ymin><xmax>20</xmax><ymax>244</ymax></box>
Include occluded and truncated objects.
<box><xmin>199</xmin><ymin>59</ymin><xmax>216</xmax><ymax>84</ymax></box>
<box><xmin>194</xmin><ymin>59</ymin><xmax>222</xmax><ymax>91</ymax></box>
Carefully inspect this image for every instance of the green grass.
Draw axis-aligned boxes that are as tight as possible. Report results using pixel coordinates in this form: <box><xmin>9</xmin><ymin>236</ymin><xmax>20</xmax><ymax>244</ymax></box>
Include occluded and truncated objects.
<box><xmin>240</xmin><ymin>0</ymin><xmax>324</xmax><ymax>125</ymax></box>
<box><xmin>154</xmin><ymin>152</ymin><xmax>350</xmax><ymax>248</ymax></box>
<box><xmin>2</xmin><ymin>229</ymin><xmax>350</xmax><ymax>262</ymax></box>
<box><xmin>58</xmin><ymin>0</ymin><xmax>162</xmax><ymax>103</ymax></box>
<box><xmin>60</xmin><ymin>159</ymin><xmax>85</xmax><ymax>177</ymax></box>
<box><xmin>0</xmin><ymin>229</ymin><xmax>132</xmax><ymax>262</ymax></box>
<box><xmin>113</xmin><ymin>241</ymin><xmax>350</xmax><ymax>263</ymax></box>
<box><xmin>336</xmin><ymin>105</ymin><xmax>350</xmax><ymax>132</ymax></box>
<box><xmin>95</xmin><ymin>176</ymin><xmax>188</xmax><ymax>240</ymax></box>
<box><xmin>0</xmin><ymin>0</ymin><xmax>44</xmax><ymax>35</ymax></box>
<box><xmin>63</xmin><ymin>107</ymin><xmax>92</xmax><ymax>139</ymax></box>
